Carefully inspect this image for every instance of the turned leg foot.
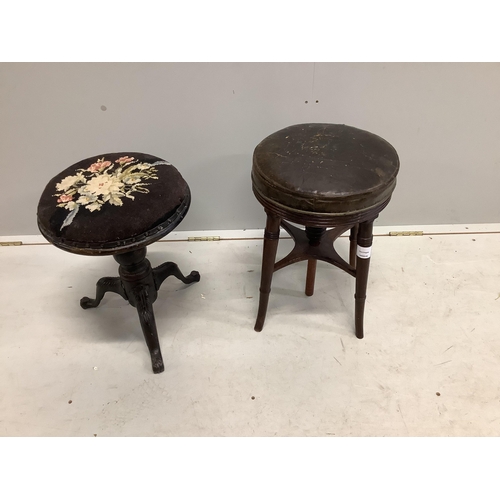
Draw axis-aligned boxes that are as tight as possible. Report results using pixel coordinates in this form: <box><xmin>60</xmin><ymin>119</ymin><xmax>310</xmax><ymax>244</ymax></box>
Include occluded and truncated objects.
<box><xmin>80</xmin><ymin>276</ymin><xmax>127</xmax><ymax>309</ymax></box>
<box><xmin>255</xmin><ymin>212</ymin><xmax>281</xmax><ymax>332</ymax></box>
<box><xmin>354</xmin><ymin>220</ymin><xmax>374</xmax><ymax>339</ymax></box>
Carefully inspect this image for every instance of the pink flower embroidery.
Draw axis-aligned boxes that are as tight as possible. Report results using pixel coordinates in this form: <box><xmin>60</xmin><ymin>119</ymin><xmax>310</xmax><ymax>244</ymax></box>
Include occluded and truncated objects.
<box><xmin>88</xmin><ymin>159</ymin><xmax>112</xmax><ymax>173</ymax></box>
<box><xmin>57</xmin><ymin>194</ymin><xmax>73</xmax><ymax>203</ymax></box>
<box><xmin>116</xmin><ymin>156</ymin><xmax>135</xmax><ymax>165</ymax></box>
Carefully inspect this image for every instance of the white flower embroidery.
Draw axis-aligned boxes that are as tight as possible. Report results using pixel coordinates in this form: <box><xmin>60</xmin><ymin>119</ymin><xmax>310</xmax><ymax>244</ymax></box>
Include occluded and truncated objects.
<box><xmin>76</xmin><ymin>193</ymin><xmax>97</xmax><ymax>205</ymax></box>
<box><xmin>86</xmin><ymin>202</ymin><xmax>103</xmax><ymax>212</ymax></box>
<box><xmin>81</xmin><ymin>174</ymin><xmax>124</xmax><ymax>197</ymax></box>
<box><xmin>54</xmin><ymin>156</ymin><xmax>160</xmax><ymax>230</ymax></box>
<box><xmin>56</xmin><ymin>173</ymin><xmax>85</xmax><ymax>191</ymax></box>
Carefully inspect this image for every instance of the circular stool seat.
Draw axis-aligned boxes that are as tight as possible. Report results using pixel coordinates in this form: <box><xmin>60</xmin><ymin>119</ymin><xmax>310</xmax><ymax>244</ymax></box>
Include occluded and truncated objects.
<box><xmin>251</xmin><ymin>123</ymin><xmax>400</xmax><ymax>337</ymax></box>
<box><xmin>37</xmin><ymin>152</ymin><xmax>200</xmax><ymax>374</ymax></box>
<box><xmin>252</xmin><ymin>123</ymin><xmax>399</xmax><ymax>223</ymax></box>
<box><xmin>37</xmin><ymin>152</ymin><xmax>190</xmax><ymax>255</ymax></box>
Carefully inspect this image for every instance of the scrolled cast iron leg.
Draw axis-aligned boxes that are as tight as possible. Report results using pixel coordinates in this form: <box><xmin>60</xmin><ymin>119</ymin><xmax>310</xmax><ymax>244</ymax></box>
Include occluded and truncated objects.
<box><xmin>80</xmin><ymin>277</ymin><xmax>127</xmax><ymax>309</ymax></box>
<box><xmin>132</xmin><ymin>285</ymin><xmax>164</xmax><ymax>374</ymax></box>
<box><xmin>153</xmin><ymin>262</ymin><xmax>200</xmax><ymax>290</ymax></box>
<box><xmin>254</xmin><ymin>211</ymin><xmax>281</xmax><ymax>332</ymax></box>
<box><xmin>354</xmin><ymin>220</ymin><xmax>374</xmax><ymax>339</ymax></box>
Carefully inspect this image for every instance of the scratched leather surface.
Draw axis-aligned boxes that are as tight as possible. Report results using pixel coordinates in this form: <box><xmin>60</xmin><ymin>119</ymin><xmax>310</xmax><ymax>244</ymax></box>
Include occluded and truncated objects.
<box><xmin>252</xmin><ymin>123</ymin><xmax>399</xmax><ymax>215</ymax></box>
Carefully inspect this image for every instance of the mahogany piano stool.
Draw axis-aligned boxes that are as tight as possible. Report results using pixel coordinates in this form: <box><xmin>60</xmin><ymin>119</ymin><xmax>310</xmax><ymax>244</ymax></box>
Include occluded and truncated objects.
<box><xmin>251</xmin><ymin>123</ymin><xmax>400</xmax><ymax>337</ymax></box>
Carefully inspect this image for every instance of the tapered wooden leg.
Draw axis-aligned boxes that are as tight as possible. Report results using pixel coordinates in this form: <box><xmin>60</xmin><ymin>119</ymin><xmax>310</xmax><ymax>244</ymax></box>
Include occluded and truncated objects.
<box><xmin>355</xmin><ymin>220</ymin><xmax>374</xmax><ymax>339</ymax></box>
<box><xmin>304</xmin><ymin>226</ymin><xmax>325</xmax><ymax>296</ymax></box>
<box><xmin>349</xmin><ymin>224</ymin><xmax>359</xmax><ymax>267</ymax></box>
<box><xmin>254</xmin><ymin>211</ymin><xmax>281</xmax><ymax>332</ymax></box>
<box><xmin>305</xmin><ymin>259</ymin><xmax>317</xmax><ymax>296</ymax></box>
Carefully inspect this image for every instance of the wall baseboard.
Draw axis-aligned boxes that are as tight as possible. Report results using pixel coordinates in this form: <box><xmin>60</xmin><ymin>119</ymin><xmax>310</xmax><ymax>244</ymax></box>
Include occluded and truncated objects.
<box><xmin>2</xmin><ymin>223</ymin><xmax>500</xmax><ymax>246</ymax></box>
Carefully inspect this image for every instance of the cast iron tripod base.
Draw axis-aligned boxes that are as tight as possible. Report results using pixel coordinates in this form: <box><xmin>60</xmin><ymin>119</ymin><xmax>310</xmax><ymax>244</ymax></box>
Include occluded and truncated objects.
<box><xmin>80</xmin><ymin>247</ymin><xmax>200</xmax><ymax>374</ymax></box>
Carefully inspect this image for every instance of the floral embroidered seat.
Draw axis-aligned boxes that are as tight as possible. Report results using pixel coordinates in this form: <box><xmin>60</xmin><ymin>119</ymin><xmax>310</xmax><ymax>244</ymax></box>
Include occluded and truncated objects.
<box><xmin>37</xmin><ymin>152</ymin><xmax>200</xmax><ymax>374</ymax></box>
<box><xmin>37</xmin><ymin>152</ymin><xmax>190</xmax><ymax>253</ymax></box>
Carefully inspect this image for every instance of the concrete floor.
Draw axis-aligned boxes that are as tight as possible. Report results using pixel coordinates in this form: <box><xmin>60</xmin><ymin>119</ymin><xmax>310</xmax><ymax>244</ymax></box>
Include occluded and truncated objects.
<box><xmin>1</xmin><ymin>226</ymin><xmax>499</xmax><ymax>436</ymax></box>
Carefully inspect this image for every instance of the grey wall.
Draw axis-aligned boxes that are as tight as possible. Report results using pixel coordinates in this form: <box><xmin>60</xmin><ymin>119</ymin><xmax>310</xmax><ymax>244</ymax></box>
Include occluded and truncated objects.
<box><xmin>1</xmin><ymin>62</ymin><xmax>499</xmax><ymax>236</ymax></box>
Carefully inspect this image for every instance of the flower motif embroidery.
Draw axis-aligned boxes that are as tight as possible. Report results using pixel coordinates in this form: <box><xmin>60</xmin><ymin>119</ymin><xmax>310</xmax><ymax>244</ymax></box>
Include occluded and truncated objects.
<box><xmin>57</xmin><ymin>194</ymin><xmax>73</xmax><ymax>203</ymax></box>
<box><xmin>116</xmin><ymin>156</ymin><xmax>135</xmax><ymax>165</ymax></box>
<box><xmin>56</xmin><ymin>173</ymin><xmax>85</xmax><ymax>191</ymax></box>
<box><xmin>88</xmin><ymin>159</ymin><xmax>112</xmax><ymax>173</ymax></box>
<box><xmin>83</xmin><ymin>174</ymin><xmax>124</xmax><ymax>197</ymax></box>
<box><xmin>54</xmin><ymin>156</ymin><xmax>165</xmax><ymax>230</ymax></box>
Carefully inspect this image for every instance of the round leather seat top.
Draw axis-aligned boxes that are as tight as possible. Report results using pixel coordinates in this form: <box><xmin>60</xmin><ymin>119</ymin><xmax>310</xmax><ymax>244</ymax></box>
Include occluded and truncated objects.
<box><xmin>252</xmin><ymin>123</ymin><xmax>400</xmax><ymax>215</ymax></box>
<box><xmin>37</xmin><ymin>152</ymin><xmax>189</xmax><ymax>254</ymax></box>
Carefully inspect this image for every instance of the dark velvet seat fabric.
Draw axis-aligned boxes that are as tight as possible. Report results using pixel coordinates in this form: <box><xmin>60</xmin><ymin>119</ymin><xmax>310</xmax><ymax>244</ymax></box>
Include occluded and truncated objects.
<box><xmin>37</xmin><ymin>152</ymin><xmax>189</xmax><ymax>253</ymax></box>
<box><xmin>252</xmin><ymin>123</ymin><xmax>399</xmax><ymax>216</ymax></box>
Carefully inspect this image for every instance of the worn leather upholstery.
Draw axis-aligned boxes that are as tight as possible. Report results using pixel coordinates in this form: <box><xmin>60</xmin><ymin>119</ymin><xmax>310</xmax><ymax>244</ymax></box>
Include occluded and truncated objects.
<box><xmin>252</xmin><ymin>123</ymin><xmax>400</xmax><ymax>216</ymax></box>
